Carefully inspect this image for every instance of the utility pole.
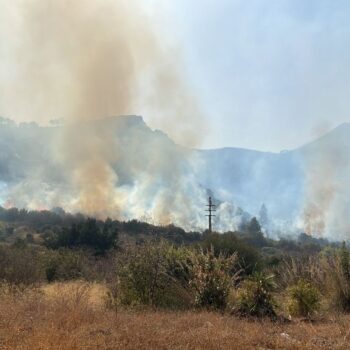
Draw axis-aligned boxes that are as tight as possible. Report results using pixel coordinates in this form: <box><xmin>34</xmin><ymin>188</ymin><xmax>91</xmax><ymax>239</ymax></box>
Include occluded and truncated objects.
<box><xmin>205</xmin><ymin>196</ymin><xmax>216</xmax><ymax>233</ymax></box>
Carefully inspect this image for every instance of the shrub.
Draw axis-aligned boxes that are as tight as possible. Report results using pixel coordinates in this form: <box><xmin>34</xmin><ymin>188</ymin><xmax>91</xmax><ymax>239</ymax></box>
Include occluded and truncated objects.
<box><xmin>0</xmin><ymin>245</ymin><xmax>44</xmax><ymax>284</ymax></box>
<box><xmin>117</xmin><ymin>240</ymin><xmax>192</xmax><ymax>309</ymax></box>
<box><xmin>43</xmin><ymin>249</ymin><xmax>88</xmax><ymax>282</ymax></box>
<box><xmin>277</xmin><ymin>247</ymin><xmax>350</xmax><ymax>313</ymax></box>
<box><xmin>236</xmin><ymin>271</ymin><xmax>276</xmax><ymax>318</ymax></box>
<box><xmin>190</xmin><ymin>247</ymin><xmax>238</xmax><ymax>310</ymax></box>
<box><xmin>274</xmin><ymin>256</ymin><xmax>326</xmax><ymax>292</ymax></box>
<box><xmin>200</xmin><ymin>232</ymin><xmax>261</xmax><ymax>275</ymax></box>
<box><xmin>287</xmin><ymin>279</ymin><xmax>320</xmax><ymax>317</ymax></box>
<box><xmin>324</xmin><ymin>244</ymin><xmax>350</xmax><ymax>312</ymax></box>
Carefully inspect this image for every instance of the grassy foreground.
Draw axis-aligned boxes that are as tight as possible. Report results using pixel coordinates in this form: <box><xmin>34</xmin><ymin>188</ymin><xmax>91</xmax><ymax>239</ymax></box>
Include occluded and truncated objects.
<box><xmin>0</xmin><ymin>282</ymin><xmax>349</xmax><ymax>350</ymax></box>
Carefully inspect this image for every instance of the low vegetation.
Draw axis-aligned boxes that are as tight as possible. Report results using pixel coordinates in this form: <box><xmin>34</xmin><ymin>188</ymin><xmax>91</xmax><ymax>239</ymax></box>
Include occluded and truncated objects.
<box><xmin>287</xmin><ymin>279</ymin><xmax>320</xmax><ymax>318</ymax></box>
<box><xmin>190</xmin><ymin>247</ymin><xmax>238</xmax><ymax>310</ymax></box>
<box><xmin>0</xmin><ymin>205</ymin><xmax>350</xmax><ymax>349</ymax></box>
<box><xmin>1</xmin><ymin>282</ymin><xmax>350</xmax><ymax>350</ymax></box>
<box><xmin>236</xmin><ymin>271</ymin><xmax>277</xmax><ymax>318</ymax></box>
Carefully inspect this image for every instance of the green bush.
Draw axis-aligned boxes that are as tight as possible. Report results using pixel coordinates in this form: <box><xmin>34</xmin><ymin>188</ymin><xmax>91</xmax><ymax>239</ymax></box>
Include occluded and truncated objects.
<box><xmin>0</xmin><ymin>245</ymin><xmax>44</xmax><ymax>284</ymax></box>
<box><xmin>190</xmin><ymin>247</ymin><xmax>238</xmax><ymax>310</ymax></box>
<box><xmin>43</xmin><ymin>249</ymin><xmax>88</xmax><ymax>282</ymax></box>
<box><xmin>200</xmin><ymin>232</ymin><xmax>261</xmax><ymax>274</ymax></box>
<box><xmin>287</xmin><ymin>279</ymin><xmax>320</xmax><ymax>317</ymax></box>
<box><xmin>117</xmin><ymin>240</ymin><xmax>193</xmax><ymax>309</ymax></box>
<box><xmin>236</xmin><ymin>271</ymin><xmax>276</xmax><ymax>318</ymax></box>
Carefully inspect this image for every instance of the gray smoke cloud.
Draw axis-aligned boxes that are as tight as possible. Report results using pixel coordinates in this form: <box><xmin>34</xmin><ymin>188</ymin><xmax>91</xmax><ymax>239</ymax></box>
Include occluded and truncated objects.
<box><xmin>0</xmin><ymin>117</ymin><xmax>246</xmax><ymax>232</ymax></box>
<box><xmin>0</xmin><ymin>1</ymin><xmax>243</xmax><ymax>231</ymax></box>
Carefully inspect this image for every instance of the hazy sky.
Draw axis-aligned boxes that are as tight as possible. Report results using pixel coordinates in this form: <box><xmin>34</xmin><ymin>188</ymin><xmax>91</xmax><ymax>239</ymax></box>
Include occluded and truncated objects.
<box><xmin>143</xmin><ymin>0</ymin><xmax>350</xmax><ymax>151</ymax></box>
<box><xmin>1</xmin><ymin>1</ymin><xmax>350</xmax><ymax>152</ymax></box>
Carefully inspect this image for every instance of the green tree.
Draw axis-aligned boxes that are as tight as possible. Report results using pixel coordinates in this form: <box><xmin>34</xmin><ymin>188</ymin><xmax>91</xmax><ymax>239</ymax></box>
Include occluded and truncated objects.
<box><xmin>44</xmin><ymin>218</ymin><xmax>118</xmax><ymax>255</ymax></box>
<box><xmin>245</xmin><ymin>218</ymin><xmax>267</xmax><ymax>248</ymax></box>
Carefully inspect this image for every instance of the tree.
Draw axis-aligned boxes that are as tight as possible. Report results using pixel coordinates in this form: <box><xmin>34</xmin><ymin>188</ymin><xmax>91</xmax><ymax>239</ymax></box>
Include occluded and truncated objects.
<box><xmin>244</xmin><ymin>218</ymin><xmax>266</xmax><ymax>248</ymax></box>
<box><xmin>44</xmin><ymin>218</ymin><xmax>118</xmax><ymax>255</ymax></box>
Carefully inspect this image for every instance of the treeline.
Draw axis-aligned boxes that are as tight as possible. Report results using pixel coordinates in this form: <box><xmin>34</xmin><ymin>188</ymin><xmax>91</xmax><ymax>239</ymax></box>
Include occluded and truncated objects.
<box><xmin>0</xmin><ymin>206</ymin><xmax>84</xmax><ymax>227</ymax></box>
<box><xmin>0</xmin><ymin>206</ymin><xmax>331</xmax><ymax>249</ymax></box>
<box><xmin>0</xmin><ymin>206</ymin><xmax>201</xmax><ymax>245</ymax></box>
<box><xmin>43</xmin><ymin>218</ymin><xmax>118</xmax><ymax>255</ymax></box>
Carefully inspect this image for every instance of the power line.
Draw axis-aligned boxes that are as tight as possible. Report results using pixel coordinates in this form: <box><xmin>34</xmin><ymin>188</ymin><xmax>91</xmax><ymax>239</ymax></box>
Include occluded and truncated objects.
<box><xmin>205</xmin><ymin>196</ymin><xmax>216</xmax><ymax>233</ymax></box>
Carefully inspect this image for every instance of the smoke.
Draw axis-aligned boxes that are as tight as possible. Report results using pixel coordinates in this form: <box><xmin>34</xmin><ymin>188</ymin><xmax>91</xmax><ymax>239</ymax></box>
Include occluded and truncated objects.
<box><xmin>2</xmin><ymin>0</ymin><xmax>151</xmax><ymax>120</ymax></box>
<box><xmin>302</xmin><ymin>149</ymin><xmax>338</xmax><ymax>236</ymax></box>
<box><xmin>0</xmin><ymin>0</ymin><xmax>208</xmax><ymax>222</ymax></box>
<box><xmin>302</xmin><ymin>129</ymin><xmax>350</xmax><ymax>239</ymax></box>
<box><xmin>7</xmin><ymin>1</ymin><xmax>350</xmax><ymax>237</ymax></box>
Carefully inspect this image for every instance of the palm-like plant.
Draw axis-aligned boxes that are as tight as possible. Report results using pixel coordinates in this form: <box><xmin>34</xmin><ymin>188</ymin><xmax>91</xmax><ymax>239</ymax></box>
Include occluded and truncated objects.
<box><xmin>236</xmin><ymin>271</ymin><xmax>277</xmax><ymax>318</ymax></box>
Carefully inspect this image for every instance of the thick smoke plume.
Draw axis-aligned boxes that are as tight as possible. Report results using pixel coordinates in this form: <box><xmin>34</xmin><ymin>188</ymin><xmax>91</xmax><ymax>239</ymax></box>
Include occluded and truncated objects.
<box><xmin>0</xmin><ymin>0</ymin><xmax>207</xmax><ymax>224</ymax></box>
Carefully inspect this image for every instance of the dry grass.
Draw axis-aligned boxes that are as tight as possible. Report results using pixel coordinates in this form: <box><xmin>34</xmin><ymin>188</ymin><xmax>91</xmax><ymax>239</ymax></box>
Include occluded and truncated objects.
<box><xmin>1</xmin><ymin>282</ymin><xmax>350</xmax><ymax>350</ymax></box>
<box><xmin>41</xmin><ymin>281</ymin><xmax>108</xmax><ymax>310</ymax></box>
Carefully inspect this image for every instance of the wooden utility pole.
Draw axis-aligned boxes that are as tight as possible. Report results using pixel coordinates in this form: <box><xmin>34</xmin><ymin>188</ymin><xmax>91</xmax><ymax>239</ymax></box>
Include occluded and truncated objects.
<box><xmin>205</xmin><ymin>196</ymin><xmax>216</xmax><ymax>233</ymax></box>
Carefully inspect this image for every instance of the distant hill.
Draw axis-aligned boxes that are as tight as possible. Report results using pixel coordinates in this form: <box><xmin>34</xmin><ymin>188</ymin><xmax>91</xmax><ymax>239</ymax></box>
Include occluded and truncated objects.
<box><xmin>194</xmin><ymin>122</ymin><xmax>350</xmax><ymax>238</ymax></box>
<box><xmin>0</xmin><ymin>116</ymin><xmax>349</xmax><ymax>238</ymax></box>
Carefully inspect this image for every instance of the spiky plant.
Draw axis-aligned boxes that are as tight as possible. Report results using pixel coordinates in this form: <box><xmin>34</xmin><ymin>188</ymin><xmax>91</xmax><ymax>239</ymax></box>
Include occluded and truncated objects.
<box><xmin>288</xmin><ymin>279</ymin><xmax>320</xmax><ymax>318</ymax></box>
<box><xmin>236</xmin><ymin>271</ymin><xmax>277</xmax><ymax>318</ymax></box>
<box><xmin>190</xmin><ymin>246</ymin><xmax>238</xmax><ymax>310</ymax></box>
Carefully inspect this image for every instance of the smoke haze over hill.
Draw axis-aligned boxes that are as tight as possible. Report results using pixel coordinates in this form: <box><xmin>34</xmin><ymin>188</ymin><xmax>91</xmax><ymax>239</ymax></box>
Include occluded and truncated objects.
<box><xmin>0</xmin><ymin>0</ymin><xmax>205</xmax><ymax>223</ymax></box>
<box><xmin>1</xmin><ymin>116</ymin><xmax>350</xmax><ymax>240</ymax></box>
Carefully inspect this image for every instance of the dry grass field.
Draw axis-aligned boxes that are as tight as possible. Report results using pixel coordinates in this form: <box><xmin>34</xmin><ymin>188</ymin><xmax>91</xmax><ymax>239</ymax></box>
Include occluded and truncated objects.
<box><xmin>0</xmin><ymin>282</ymin><xmax>350</xmax><ymax>350</ymax></box>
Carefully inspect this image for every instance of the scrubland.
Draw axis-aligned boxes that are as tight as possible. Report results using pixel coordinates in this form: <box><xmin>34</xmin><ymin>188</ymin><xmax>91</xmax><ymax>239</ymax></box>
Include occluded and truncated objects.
<box><xmin>2</xmin><ymin>210</ymin><xmax>350</xmax><ymax>349</ymax></box>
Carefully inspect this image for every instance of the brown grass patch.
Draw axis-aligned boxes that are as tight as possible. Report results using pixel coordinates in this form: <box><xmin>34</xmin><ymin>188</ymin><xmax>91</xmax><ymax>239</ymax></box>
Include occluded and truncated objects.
<box><xmin>41</xmin><ymin>281</ymin><xmax>108</xmax><ymax>310</ymax></box>
<box><xmin>0</xmin><ymin>282</ymin><xmax>350</xmax><ymax>349</ymax></box>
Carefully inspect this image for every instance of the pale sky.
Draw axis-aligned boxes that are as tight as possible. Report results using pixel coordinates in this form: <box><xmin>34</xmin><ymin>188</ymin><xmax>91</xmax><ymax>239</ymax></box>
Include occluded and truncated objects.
<box><xmin>143</xmin><ymin>0</ymin><xmax>350</xmax><ymax>152</ymax></box>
